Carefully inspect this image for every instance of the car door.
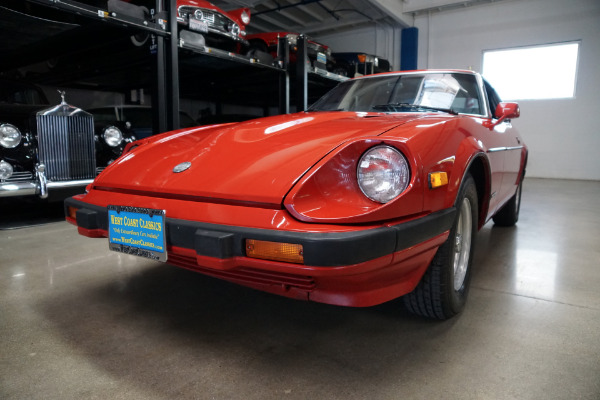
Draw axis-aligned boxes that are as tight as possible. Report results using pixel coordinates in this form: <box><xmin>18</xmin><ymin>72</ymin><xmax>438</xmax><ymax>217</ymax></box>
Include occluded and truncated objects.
<box><xmin>483</xmin><ymin>80</ymin><xmax>523</xmax><ymax>213</ymax></box>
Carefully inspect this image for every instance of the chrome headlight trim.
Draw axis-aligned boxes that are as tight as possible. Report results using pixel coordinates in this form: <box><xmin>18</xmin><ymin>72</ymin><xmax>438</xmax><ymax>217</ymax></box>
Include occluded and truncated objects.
<box><xmin>102</xmin><ymin>126</ymin><xmax>124</xmax><ymax>147</ymax></box>
<box><xmin>0</xmin><ymin>123</ymin><xmax>22</xmax><ymax>148</ymax></box>
<box><xmin>229</xmin><ymin>22</ymin><xmax>240</xmax><ymax>36</ymax></box>
<box><xmin>357</xmin><ymin>145</ymin><xmax>410</xmax><ymax>203</ymax></box>
<box><xmin>0</xmin><ymin>159</ymin><xmax>13</xmax><ymax>180</ymax></box>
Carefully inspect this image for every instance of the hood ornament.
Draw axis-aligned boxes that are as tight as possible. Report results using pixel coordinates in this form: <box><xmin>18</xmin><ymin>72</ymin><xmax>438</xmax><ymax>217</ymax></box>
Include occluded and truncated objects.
<box><xmin>173</xmin><ymin>161</ymin><xmax>192</xmax><ymax>173</ymax></box>
<box><xmin>57</xmin><ymin>90</ymin><xmax>67</xmax><ymax>105</ymax></box>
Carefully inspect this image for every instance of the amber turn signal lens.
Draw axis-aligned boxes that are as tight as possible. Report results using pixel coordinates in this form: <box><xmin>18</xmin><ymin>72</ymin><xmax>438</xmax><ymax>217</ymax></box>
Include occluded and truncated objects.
<box><xmin>245</xmin><ymin>239</ymin><xmax>304</xmax><ymax>264</ymax></box>
<box><xmin>357</xmin><ymin>54</ymin><xmax>367</xmax><ymax>63</ymax></box>
<box><xmin>67</xmin><ymin>206</ymin><xmax>78</xmax><ymax>220</ymax></box>
<box><xmin>429</xmin><ymin>172</ymin><xmax>449</xmax><ymax>188</ymax></box>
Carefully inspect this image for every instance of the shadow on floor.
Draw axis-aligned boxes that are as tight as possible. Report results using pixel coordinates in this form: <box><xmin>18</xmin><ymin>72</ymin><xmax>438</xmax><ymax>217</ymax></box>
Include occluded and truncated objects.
<box><xmin>0</xmin><ymin>198</ymin><xmax>65</xmax><ymax>230</ymax></box>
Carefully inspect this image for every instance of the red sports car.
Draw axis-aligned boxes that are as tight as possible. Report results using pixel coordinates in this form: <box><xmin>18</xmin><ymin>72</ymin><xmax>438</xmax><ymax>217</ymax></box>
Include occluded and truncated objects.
<box><xmin>176</xmin><ymin>0</ymin><xmax>251</xmax><ymax>52</ymax></box>
<box><xmin>65</xmin><ymin>70</ymin><xmax>527</xmax><ymax>319</ymax></box>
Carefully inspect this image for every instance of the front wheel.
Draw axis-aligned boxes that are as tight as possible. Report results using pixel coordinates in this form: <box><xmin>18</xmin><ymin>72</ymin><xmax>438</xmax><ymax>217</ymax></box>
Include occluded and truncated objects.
<box><xmin>403</xmin><ymin>174</ymin><xmax>478</xmax><ymax>319</ymax></box>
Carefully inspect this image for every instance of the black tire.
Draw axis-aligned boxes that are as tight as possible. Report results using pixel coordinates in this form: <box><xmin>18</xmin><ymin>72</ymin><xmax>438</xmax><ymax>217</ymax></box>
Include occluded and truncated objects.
<box><xmin>493</xmin><ymin>181</ymin><xmax>522</xmax><ymax>227</ymax></box>
<box><xmin>403</xmin><ymin>174</ymin><xmax>478</xmax><ymax>319</ymax></box>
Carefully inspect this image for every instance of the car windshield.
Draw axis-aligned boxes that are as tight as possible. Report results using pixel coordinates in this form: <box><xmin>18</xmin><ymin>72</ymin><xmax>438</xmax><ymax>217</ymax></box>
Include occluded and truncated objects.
<box><xmin>0</xmin><ymin>81</ymin><xmax>49</xmax><ymax>105</ymax></box>
<box><xmin>309</xmin><ymin>72</ymin><xmax>485</xmax><ymax>115</ymax></box>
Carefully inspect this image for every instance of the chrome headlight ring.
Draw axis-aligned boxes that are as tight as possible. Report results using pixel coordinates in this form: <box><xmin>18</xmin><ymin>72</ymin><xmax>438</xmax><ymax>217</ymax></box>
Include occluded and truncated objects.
<box><xmin>357</xmin><ymin>145</ymin><xmax>410</xmax><ymax>203</ymax></box>
<box><xmin>229</xmin><ymin>22</ymin><xmax>240</xmax><ymax>36</ymax></box>
<box><xmin>102</xmin><ymin>126</ymin><xmax>124</xmax><ymax>147</ymax></box>
<box><xmin>0</xmin><ymin>123</ymin><xmax>22</xmax><ymax>148</ymax></box>
<box><xmin>0</xmin><ymin>159</ymin><xmax>14</xmax><ymax>180</ymax></box>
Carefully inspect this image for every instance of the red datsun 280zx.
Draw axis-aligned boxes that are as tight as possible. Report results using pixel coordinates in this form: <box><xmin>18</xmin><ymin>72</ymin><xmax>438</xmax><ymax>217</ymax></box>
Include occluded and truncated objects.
<box><xmin>65</xmin><ymin>70</ymin><xmax>527</xmax><ymax>320</ymax></box>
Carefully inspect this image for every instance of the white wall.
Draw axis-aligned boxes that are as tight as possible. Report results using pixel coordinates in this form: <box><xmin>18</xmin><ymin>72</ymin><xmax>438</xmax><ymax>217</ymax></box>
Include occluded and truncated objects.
<box><xmin>413</xmin><ymin>0</ymin><xmax>600</xmax><ymax>180</ymax></box>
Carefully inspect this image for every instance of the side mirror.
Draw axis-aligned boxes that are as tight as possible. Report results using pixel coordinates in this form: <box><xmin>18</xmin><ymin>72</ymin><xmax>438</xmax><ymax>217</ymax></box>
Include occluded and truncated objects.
<box><xmin>484</xmin><ymin>102</ymin><xmax>520</xmax><ymax>129</ymax></box>
<box><xmin>495</xmin><ymin>102</ymin><xmax>520</xmax><ymax>119</ymax></box>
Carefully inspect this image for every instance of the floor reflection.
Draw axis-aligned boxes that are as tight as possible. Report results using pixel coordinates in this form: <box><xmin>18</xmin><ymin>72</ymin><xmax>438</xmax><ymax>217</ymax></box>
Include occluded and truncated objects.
<box><xmin>514</xmin><ymin>249</ymin><xmax>557</xmax><ymax>299</ymax></box>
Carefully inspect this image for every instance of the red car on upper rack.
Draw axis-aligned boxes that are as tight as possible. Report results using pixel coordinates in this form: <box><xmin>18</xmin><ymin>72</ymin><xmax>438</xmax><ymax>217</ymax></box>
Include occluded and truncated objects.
<box><xmin>99</xmin><ymin>0</ymin><xmax>251</xmax><ymax>52</ymax></box>
<box><xmin>246</xmin><ymin>31</ymin><xmax>335</xmax><ymax>70</ymax></box>
<box><xmin>175</xmin><ymin>0</ymin><xmax>251</xmax><ymax>52</ymax></box>
<box><xmin>65</xmin><ymin>70</ymin><xmax>527</xmax><ymax>320</ymax></box>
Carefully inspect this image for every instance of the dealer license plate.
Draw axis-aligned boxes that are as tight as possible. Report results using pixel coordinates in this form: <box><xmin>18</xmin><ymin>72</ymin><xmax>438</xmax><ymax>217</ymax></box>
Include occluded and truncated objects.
<box><xmin>108</xmin><ymin>205</ymin><xmax>167</xmax><ymax>262</ymax></box>
<box><xmin>189</xmin><ymin>18</ymin><xmax>208</xmax><ymax>33</ymax></box>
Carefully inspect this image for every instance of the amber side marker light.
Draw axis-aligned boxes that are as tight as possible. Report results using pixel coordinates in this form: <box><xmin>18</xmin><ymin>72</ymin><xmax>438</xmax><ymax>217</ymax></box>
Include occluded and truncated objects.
<box><xmin>357</xmin><ymin>54</ymin><xmax>367</xmax><ymax>63</ymax></box>
<box><xmin>67</xmin><ymin>206</ymin><xmax>78</xmax><ymax>220</ymax></box>
<box><xmin>245</xmin><ymin>239</ymin><xmax>304</xmax><ymax>264</ymax></box>
<box><xmin>429</xmin><ymin>172</ymin><xmax>449</xmax><ymax>189</ymax></box>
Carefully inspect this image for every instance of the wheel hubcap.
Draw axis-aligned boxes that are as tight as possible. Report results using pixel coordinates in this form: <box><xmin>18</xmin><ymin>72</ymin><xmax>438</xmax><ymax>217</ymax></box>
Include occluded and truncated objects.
<box><xmin>453</xmin><ymin>198</ymin><xmax>472</xmax><ymax>291</ymax></box>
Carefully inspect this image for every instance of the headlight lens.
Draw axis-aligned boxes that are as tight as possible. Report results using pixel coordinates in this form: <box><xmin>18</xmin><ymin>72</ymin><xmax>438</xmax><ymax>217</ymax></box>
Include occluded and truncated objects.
<box><xmin>228</xmin><ymin>22</ymin><xmax>240</xmax><ymax>35</ymax></box>
<box><xmin>357</xmin><ymin>145</ymin><xmax>410</xmax><ymax>203</ymax></box>
<box><xmin>0</xmin><ymin>124</ymin><xmax>22</xmax><ymax>148</ymax></box>
<box><xmin>287</xmin><ymin>34</ymin><xmax>298</xmax><ymax>46</ymax></box>
<box><xmin>240</xmin><ymin>10</ymin><xmax>250</xmax><ymax>25</ymax></box>
<box><xmin>103</xmin><ymin>126</ymin><xmax>123</xmax><ymax>147</ymax></box>
<box><xmin>0</xmin><ymin>160</ymin><xmax>13</xmax><ymax>180</ymax></box>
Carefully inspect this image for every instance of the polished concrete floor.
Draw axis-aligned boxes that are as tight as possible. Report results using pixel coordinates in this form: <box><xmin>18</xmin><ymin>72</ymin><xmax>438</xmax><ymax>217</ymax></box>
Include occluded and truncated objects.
<box><xmin>1</xmin><ymin>178</ymin><xmax>599</xmax><ymax>400</ymax></box>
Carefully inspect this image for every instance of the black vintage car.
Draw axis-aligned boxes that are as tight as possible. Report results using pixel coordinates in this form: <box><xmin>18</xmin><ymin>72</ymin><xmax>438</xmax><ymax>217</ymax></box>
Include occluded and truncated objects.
<box><xmin>0</xmin><ymin>79</ymin><xmax>134</xmax><ymax>200</ymax></box>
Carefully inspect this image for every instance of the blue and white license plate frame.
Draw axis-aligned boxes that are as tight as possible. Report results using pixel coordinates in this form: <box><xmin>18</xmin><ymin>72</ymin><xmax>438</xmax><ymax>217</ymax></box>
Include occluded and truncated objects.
<box><xmin>108</xmin><ymin>205</ymin><xmax>167</xmax><ymax>262</ymax></box>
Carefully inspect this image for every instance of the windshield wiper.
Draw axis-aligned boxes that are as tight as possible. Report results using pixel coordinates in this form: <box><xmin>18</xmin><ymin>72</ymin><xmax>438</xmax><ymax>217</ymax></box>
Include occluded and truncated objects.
<box><xmin>372</xmin><ymin>102</ymin><xmax>458</xmax><ymax>115</ymax></box>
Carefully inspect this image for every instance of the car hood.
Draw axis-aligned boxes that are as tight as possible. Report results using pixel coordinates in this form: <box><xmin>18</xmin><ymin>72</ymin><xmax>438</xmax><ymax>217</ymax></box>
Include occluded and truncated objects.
<box><xmin>94</xmin><ymin>112</ymin><xmax>424</xmax><ymax>205</ymax></box>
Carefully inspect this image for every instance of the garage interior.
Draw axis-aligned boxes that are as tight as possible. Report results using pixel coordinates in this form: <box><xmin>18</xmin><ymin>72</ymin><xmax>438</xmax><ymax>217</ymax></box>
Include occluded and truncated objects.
<box><xmin>1</xmin><ymin>0</ymin><xmax>599</xmax><ymax>399</ymax></box>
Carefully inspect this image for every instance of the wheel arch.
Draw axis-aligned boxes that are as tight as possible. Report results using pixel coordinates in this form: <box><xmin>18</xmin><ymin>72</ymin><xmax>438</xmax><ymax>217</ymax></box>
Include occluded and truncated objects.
<box><xmin>463</xmin><ymin>153</ymin><xmax>491</xmax><ymax>230</ymax></box>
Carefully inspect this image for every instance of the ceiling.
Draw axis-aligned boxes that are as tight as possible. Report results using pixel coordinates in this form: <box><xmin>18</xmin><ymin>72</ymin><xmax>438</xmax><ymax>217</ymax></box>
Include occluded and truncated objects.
<box><xmin>209</xmin><ymin>0</ymin><xmax>507</xmax><ymax>37</ymax></box>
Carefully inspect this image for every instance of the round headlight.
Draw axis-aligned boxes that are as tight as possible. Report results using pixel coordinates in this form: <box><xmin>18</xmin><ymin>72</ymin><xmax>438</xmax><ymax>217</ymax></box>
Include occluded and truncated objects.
<box><xmin>0</xmin><ymin>160</ymin><xmax>13</xmax><ymax>180</ymax></box>
<box><xmin>103</xmin><ymin>126</ymin><xmax>123</xmax><ymax>147</ymax></box>
<box><xmin>0</xmin><ymin>124</ymin><xmax>22</xmax><ymax>148</ymax></box>
<box><xmin>229</xmin><ymin>22</ymin><xmax>240</xmax><ymax>36</ymax></box>
<box><xmin>357</xmin><ymin>145</ymin><xmax>410</xmax><ymax>203</ymax></box>
<box><xmin>240</xmin><ymin>10</ymin><xmax>251</xmax><ymax>25</ymax></box>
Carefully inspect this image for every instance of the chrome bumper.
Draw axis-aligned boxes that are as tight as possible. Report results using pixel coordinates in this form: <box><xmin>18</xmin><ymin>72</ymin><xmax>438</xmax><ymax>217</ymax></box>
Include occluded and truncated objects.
<box><xmin>0</xmin><ymin>165</ymin><xmax>93</xmax><ymax>199</ymax></box>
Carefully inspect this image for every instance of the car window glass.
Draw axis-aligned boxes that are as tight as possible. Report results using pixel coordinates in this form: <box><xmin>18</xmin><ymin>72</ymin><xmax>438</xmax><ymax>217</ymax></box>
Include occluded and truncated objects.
<box><xmin>0</xmin><ymin>82</ymin><xmax>48</xmax><ymax>105</ymax></box>
<box><xmin>88</xmin><ymin>108</ymin><xmax>118</xmax><ymax>124</ymax></box>
<box><xmin>484</xmin><ymin>80</ymin><xmax>502</xmax><ymax>118</ymax></box>
<box><xmin>310</xmin><ymin>73</ymin><xmax>485</xmax><ymax>115</ymax></box>
<box><xmin>123</xmin><ymin>108</ymin><xmax>152</xmax><ymax>127</ymax></box>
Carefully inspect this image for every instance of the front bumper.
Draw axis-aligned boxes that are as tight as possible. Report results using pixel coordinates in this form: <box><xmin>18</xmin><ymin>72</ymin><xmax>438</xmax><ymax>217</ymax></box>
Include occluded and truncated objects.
<box><xmin>65</xmin><ymin>197</ymin><xmax>456</xmax><ymax>306</ymax></box>
<box><xmin>1</xmin><ymin>166</ymin><xmax>93</xmax><ymax>199</ymax></box>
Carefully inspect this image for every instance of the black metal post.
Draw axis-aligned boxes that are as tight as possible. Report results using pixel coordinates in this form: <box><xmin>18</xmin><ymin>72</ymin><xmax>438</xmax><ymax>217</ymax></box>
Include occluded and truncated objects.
<box><xmin>167</xmin><ymin>0</ymin><xmax>179</xmax><ymax>130</ymax></box>
<box><xmin>154</xmin><ymin>35</ymin><xmax>168</xmax><ymax>134</ymax></box>
<box><xmin>295</xmin><ymin>34</ymin><xmax>308</xmax><ymax>112</ymax></box>
<box><xmin>278</xmin><ymin>36</ymin><xmax>290</xmax><ymax>114</ymax></box>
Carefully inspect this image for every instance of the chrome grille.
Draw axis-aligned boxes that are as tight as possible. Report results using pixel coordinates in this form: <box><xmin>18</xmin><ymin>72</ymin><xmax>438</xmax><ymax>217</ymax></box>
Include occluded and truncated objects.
<box><xmin>37</xmin><ymin>105</ymin><xmax>96</xmax><ymax>181</ymax></box>
<box><xmin>2</xmin><ymin>171</ymin><xmax>33</xmax><ymax>182</ymax></box>
<box><xmin>180</xmin><ymin>6</ymin><xmax>233</xmax><ymax>34</ymax></box>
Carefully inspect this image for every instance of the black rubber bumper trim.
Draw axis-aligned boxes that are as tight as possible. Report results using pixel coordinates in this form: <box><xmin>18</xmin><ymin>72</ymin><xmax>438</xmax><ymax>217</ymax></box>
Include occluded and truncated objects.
<box><xmin>65</xmin><ymin>197</ymin><xmax>456</xmax><ymax>267</ymax></box>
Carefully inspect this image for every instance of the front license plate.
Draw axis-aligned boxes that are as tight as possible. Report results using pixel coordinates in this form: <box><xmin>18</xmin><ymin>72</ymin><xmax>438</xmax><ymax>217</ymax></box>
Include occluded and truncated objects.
<box><xmin>108</xmin><ymin>205</ymin><xmax>167</xmax><ymax>262</ymax></box>
<box><xmin>189</xmin><ymin>18</ymin><xmax>208</xmax><ymax>33</ymax></box>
